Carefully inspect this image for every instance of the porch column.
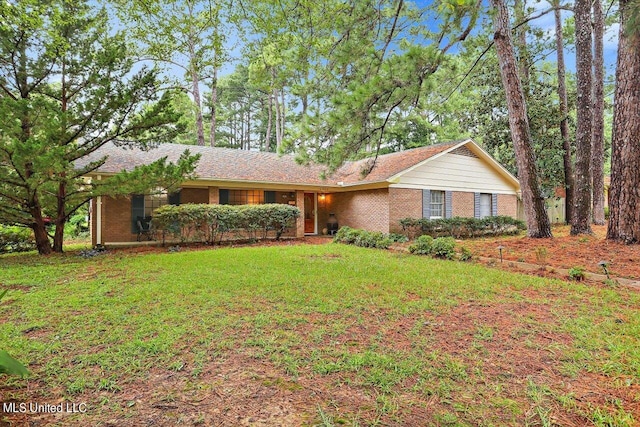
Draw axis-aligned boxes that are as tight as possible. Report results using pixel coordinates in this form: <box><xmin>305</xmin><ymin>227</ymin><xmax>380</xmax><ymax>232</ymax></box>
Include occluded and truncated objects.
<box><xmin>208</xmin><ymin>187</ymin><xmax>219</xmax><ymax>204</ymax></box>
<box><xmin>295</xmin><ymin>190</ymin><xmax>305</xmax><ymax>238</ymax></box>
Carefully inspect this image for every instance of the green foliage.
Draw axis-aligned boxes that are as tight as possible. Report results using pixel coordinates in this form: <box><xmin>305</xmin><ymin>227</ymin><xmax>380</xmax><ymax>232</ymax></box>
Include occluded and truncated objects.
<box><xmin>387</xmin><ymin>233</ymin><xmax>409</xmax><ymax>243</ymax></box>
<box><xmin>459</xmin><ymin>246</ymin><xmax>473</xmax><ymax>262</ymax></box>
<box><xmin>400</xmin><ymin>216</ymin><xmax>526</xmax><ymax>239</ymax></box>
<box><xmin>408</xmin><ymin>235</ymin><xmax>434</xmax><ymax>255</ymax></box>
<box><xmin>568</xmin><ymin>266</ymin><xmax>586</xmax><ymax>281</ymax></box>
<box><xmin>430</xmin><ymin>237</ymin><xmax>457</xmax><ymax>259</ymax></box>
<box><xmin>0</xmin><ymin>225</ymin><xmax>36</xmax><ymax>254</ymax></box>
<box><xmin>333</xmin><ymin>226</ymin><xmax>393</xmax><ymax>249</ymax></box>
<box><xmin>0</xmin><ymin>290</ymin><xmax>29</xmax><ymax>377</ymax></box>
<box><xmin>153</xmin><ymin>203</ymin><xmax>300</xmax><ymax>244</ymax></box>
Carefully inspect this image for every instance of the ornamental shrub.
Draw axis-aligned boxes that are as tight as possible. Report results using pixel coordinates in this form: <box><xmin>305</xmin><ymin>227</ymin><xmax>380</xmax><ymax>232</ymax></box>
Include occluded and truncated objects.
<box><xmin>430</xmin><ymin>237</ymin><xmax>457</xmax><ymax>259</ymax></box>
<box><xmin>400</xmin><ymin>216</ymin><xmax>526</xmax><ymax>239</ymax></box>
<box><xmin>333</xmin><ymin>226</ymin><xmax>392</xmax><ymax>249</ymax></box>
<box><xmin>408</xmin><ymin>235</ymin><xmax>433</xmax><ymax>255</ymax></box>
<box><xmin>153</xmin><ymin>203</ymin><xmax>300</xmax><ymax>244</ymax></box>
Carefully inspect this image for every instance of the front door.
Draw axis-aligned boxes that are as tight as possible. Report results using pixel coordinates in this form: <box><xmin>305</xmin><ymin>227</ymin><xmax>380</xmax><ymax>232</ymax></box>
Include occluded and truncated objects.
<box><xmin>304</xmin><ymin>193</ymin><xmax>316</xmax><ymax>234</ymax></box>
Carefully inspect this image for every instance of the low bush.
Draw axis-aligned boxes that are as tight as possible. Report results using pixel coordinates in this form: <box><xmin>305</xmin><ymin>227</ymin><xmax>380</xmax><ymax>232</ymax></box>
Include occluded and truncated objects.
<box><xmin>388</xmin><ymin>233</ymin><xmax>409</xmax><ymax>243</ymax></box>
<box><xmin>408</xmin><ymin>235</ymin><xmax>434</xmax><ymax>255</ymax></box>
<box><xmin>568</xmin><ymin>266</ymin><xmax>586</xmax><ymax>281</ymax></box>
<box><xmin>0</xmin><ymin>225</ymin><xmax>36</xmax><ymax>254</ymax></box>
<box><xmin>459</xmin><ymin>246</ymin><xmax>473</xmax><ymax>262</ymax></box>
<box><xmin>400</xmin><ymin>216</ymin><xmax>526</xmax><ymax>239</ymax></box>
<box><xmin>153</xmin><ymin>203</ymin><xmax>300</xmax><ymax>244</ymax></box>
<box><xmin>430</xmin><ymin>237</ymin><xmax>457</xmax><ymax>259</ymax></box>
<box><xmin>333</xmin><ymin>226</ymin><xmax>392</xmax><ymax>249</ymax></box>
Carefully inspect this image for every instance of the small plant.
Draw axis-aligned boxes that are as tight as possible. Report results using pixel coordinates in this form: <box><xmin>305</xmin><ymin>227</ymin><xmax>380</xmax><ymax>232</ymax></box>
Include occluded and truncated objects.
<box><xmin>408</xmin><ymin>235</ymin><xmax>433</xmax><ymax>255</ymax></box>
<box><xmin>459</xmin><ymin>246</ymin><xmax>473</xmax><ymax>262</ymax></box>
<box><xmin>568</xmin><ymin>266</ymin><xmax>586</xmax><ymax>281</ymax></box>
<box><xmin>387</xmin><ymin>233</ymin><xmax>409</xmax><ymax>243</ymax></box>
<box><xmin>431</xmin><ymin>237</ymin><xmax>457</xmax><ymax>259</ymax></box>
<box><xmin>534</xmin><ymin>247</ymin><xmax>548</xmax><ymax>266</ymax></box>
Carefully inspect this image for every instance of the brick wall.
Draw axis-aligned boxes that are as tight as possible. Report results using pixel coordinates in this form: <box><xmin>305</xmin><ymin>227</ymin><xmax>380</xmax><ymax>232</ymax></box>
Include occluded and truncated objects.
<box><xmin>452</xmin><ymin>191</ymin><xmax>475</xmax><ymax>217</ymax></box>
<box><xmin>102</xmin><ymin>196</ymin><xmax>136</xmax><ymax>243</ymax></box>
<box><xmin>181</xmin><ymin>188</ymin><xmax>209</xmax><ymax>204</ymax></box>
<box><xmin>497</xmin><ymin>194</ymin><xmax>518</xmax><ymax>217</ymax></box>
<box><xmin>329</xmin><ymin>189</ymin><xmax>389</xmax><ymax>233</ymax></box>
<box><xmin>388</xmin><ymin>188</ymin><xmax>422</xmax><ymax>233</ymax></box>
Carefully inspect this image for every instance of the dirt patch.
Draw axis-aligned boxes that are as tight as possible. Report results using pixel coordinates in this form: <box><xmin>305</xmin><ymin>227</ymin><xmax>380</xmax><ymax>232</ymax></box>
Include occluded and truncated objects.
<box><xmin>453</xmin><ymin>225</ymin><xmax>640</xmax><ymax>281</ymax></box>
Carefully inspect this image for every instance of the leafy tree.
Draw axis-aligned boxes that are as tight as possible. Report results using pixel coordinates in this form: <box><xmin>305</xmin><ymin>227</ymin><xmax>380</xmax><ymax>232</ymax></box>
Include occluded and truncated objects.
<box><xmin>113</xmin><ymin>0</ymin><xmax>231</xmax><ymax>146</ymax></box>
<box><xmin>0</xmin><ymin>0</ymin><xmax>199</xmax><ymax>254</ymax></box>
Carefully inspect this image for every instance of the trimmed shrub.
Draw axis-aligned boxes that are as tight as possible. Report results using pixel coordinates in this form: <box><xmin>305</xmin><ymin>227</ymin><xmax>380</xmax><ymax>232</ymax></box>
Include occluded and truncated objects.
<box><xmin>0</xmin><ymin>225</ymin><xmax>36</xmax><ymax>254</ymax></box>
<box><xmin>400</xmin><ymin>216</ymin><xmax>526</xmax><ymax>239</ymax></box>
<box><xmin>430</xmin><ymin>237</ymin><xmax>457</xmax><ymax>259</ymax></box>
<box><xmin>388</xmin><ymin>233</ymin><xmax>409</xmax><ymax>243</ymax></box>
<box><xmin>408</xmin><ymin>235</ymin><xmax>434</xmax><ymax>255</ymax></box>
<box><xmin>153</xmin><ymin>203</ymin><xmax>300</xmax><ymax>244</ymax></box>
<box><xmin>333</xmin><ymin>226</ymin><xmax>392</xmax><ymax>249</ymax></box>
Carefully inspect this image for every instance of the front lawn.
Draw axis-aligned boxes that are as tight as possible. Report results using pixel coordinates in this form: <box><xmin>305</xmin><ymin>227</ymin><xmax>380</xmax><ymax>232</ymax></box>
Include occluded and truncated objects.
<box><xmin>1</xmin><ymin>243</ymin><xmax>639</xmax><ymax>426</ymax></box>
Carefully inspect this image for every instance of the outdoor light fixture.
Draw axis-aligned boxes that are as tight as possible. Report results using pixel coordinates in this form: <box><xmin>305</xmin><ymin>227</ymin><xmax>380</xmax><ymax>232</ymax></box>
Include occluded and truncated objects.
<box><xmin>598</xmin><ymin>260</ymin><xmax>610</xmax><ymax>279</ymax></box>
<box><xmin>497</xmin><ymin>245</ymin><xmax>505</xmax><ymax>263</ymax></box>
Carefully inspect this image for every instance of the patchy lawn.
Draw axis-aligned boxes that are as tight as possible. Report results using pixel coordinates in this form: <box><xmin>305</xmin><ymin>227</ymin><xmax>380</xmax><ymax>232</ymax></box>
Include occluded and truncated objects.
<box><xmin>1</xmin><ymin>242</ymin><xmax>639</xmax><ymax>426</ymax></box>
<box><xmin>463</xmin><ymin>224</ymin><xmax>640</xmax><ymax>281</ymax></box>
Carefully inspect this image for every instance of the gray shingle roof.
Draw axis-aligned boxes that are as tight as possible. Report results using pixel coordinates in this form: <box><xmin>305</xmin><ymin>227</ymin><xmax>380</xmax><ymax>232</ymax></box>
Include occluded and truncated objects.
<box><xmin>79</xmin><ymin>141</ymin><xmax>466</xmax><ymax>187</ymax></box>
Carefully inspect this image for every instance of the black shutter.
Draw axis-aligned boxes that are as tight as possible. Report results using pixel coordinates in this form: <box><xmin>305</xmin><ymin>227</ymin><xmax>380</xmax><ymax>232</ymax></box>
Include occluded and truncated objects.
<box><xmin>474</xmin><ymin>192</ymin><xmax>481</xmax><ymax>219</ymax></box>
<box><xmin>219</xmin><ymin>189</ymin><xmax>229</xmax><ymax>205</ymax></box>
<box><xmin>422</xmin><ymin>189</ymin><xmax>431</xmax><ymax>219</ymax></box>
<box><xmin>131</xmin><ymin>195</ymin><xmax>145</xmax><ymax>233</ymax></box>
<box><xmin>168</xmin><ymin>191</ymin><xmax>181</xmax><ymax>205</ymax></box>
<box><xmin>265</xmin><ymin>191</ymin><xmax>276</xmax><ymax>204</ymax></box>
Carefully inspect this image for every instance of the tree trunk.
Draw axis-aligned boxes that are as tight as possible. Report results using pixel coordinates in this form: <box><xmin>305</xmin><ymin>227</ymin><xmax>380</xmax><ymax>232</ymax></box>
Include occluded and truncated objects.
<box><xmin>554</xmin><ymin>4</ymin><xmax>574</xmax><ymax>225</ymax></box>
<box><xmin>52</xmin><ymin>181</ymin><xmax>66</xmax><ymax>253</ymax></box>
<box><xmin>490</xmin><ymin>0</ymin><xmax>552</xmax><ymax>238</ymax></box>
<box><xmin>266</xmin><ymin>91</ymin><xmax>273</xmax><ymax>152</ymax></box>
<box><xmin>607</xmin><ymin>0</ymin><xmax>640</xmax><ymax>243</ymax></box>
<box><xmin>514</xmin><ymin>0</ymin><xmax>531</xmax><ymax>95</ymax></box>
<box><xmin>210</xmin><ymin>65</ymin><xmax>218</xmax><ymax>147</ymax></box>
<box><xmin>571</xmin><ymin>0</ymin><xmax>594</xmax><ymax>235</ymax></box>
<box><xmin>274</xmin><ymin>87</ymin><xmax>283</xmax><ymax>151</ymax></box>
<box><xmin>591</xmin><ymin>0</ymin><xmax>606</xmax><ymax>225</ymax></box>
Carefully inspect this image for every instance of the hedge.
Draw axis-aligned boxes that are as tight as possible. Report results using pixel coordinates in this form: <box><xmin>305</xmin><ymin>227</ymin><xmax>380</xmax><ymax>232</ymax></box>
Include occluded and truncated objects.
<box><xmin>333</xmin><ymin>226</ymin><xmax>393</xmax><ymax>249</ymax></box>
<box><xmin>152</xmin><ymin>203</ymin><xmax>301</xmax><ymax>244</ymax></box>
<box><xmin>399</xmin><ymin>216</ymin><xmax>526</xmax><ymax>239</ymax></box>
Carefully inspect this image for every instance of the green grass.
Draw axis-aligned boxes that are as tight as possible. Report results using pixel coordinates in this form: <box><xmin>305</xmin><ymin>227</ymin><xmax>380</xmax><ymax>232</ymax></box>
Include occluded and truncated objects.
<box><xmin>1</xmin><ymin>243</ymin><xmax>639</xmax><ymax>425</ymax></box>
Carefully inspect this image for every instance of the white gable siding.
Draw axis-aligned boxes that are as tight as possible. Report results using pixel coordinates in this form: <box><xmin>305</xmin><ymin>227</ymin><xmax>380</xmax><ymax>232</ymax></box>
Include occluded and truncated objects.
<box><xmin>391</xmin><ymin>152</ymin><xmax>516</xmax><ymax>194</ymax></box>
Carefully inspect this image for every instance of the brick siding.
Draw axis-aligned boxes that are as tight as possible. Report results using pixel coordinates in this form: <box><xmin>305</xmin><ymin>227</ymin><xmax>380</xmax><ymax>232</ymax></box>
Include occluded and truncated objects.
<box><xmin>497</xmin><ymin>194</ymin><xmax>518</xmax><ymax>217</ymax></box>
<box><xmin>388</xmin><ymin>188</ymin><xmax>422</xmax><ymax>233</ymax></box>
<box><xmin>102</xmin><ymin>195</ymin><xmax>136</xmax><ymax>243</ymax></box>
<box><xmin>328</xmin><ymin>189</ymin><xmax>389</xmax><ymax>233</ymax></box>
<box><xmin>452</xmin><ymin>191</ymin><xmax>475</xmax><ymax>217</ymax></box>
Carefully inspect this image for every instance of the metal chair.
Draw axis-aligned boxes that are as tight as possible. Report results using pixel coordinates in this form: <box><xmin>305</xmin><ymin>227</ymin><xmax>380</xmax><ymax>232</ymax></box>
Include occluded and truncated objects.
<box><xmin>136</xmin><ymin>216</ymin><xmax>154</xmax><ymax>241</ymax></box>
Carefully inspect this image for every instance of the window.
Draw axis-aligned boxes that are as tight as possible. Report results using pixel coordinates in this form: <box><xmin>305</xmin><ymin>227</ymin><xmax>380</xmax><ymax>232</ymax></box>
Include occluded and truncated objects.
<box><xmin>430</xmin><ymin>190</ymin><xmax>445</xmax><ymax>218</ymax></box>
<box><xmin>131</xmin><ymin>190</ymin><xmax>180</xmax><ymax>233</ymax></box>
<box><xmin>221</xmin><ymin>189</ymin><xmax>265</xmax><ymax>205</ymax></box>
<box><xmin>144</xmin><ymin>192</ymin><xmax>168</xmax><ymax>217</ymax></box>
<box><xmin>479</xmin><ymin>193</ymin><xmax>492</xmax><ymax>218</ymax></box>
